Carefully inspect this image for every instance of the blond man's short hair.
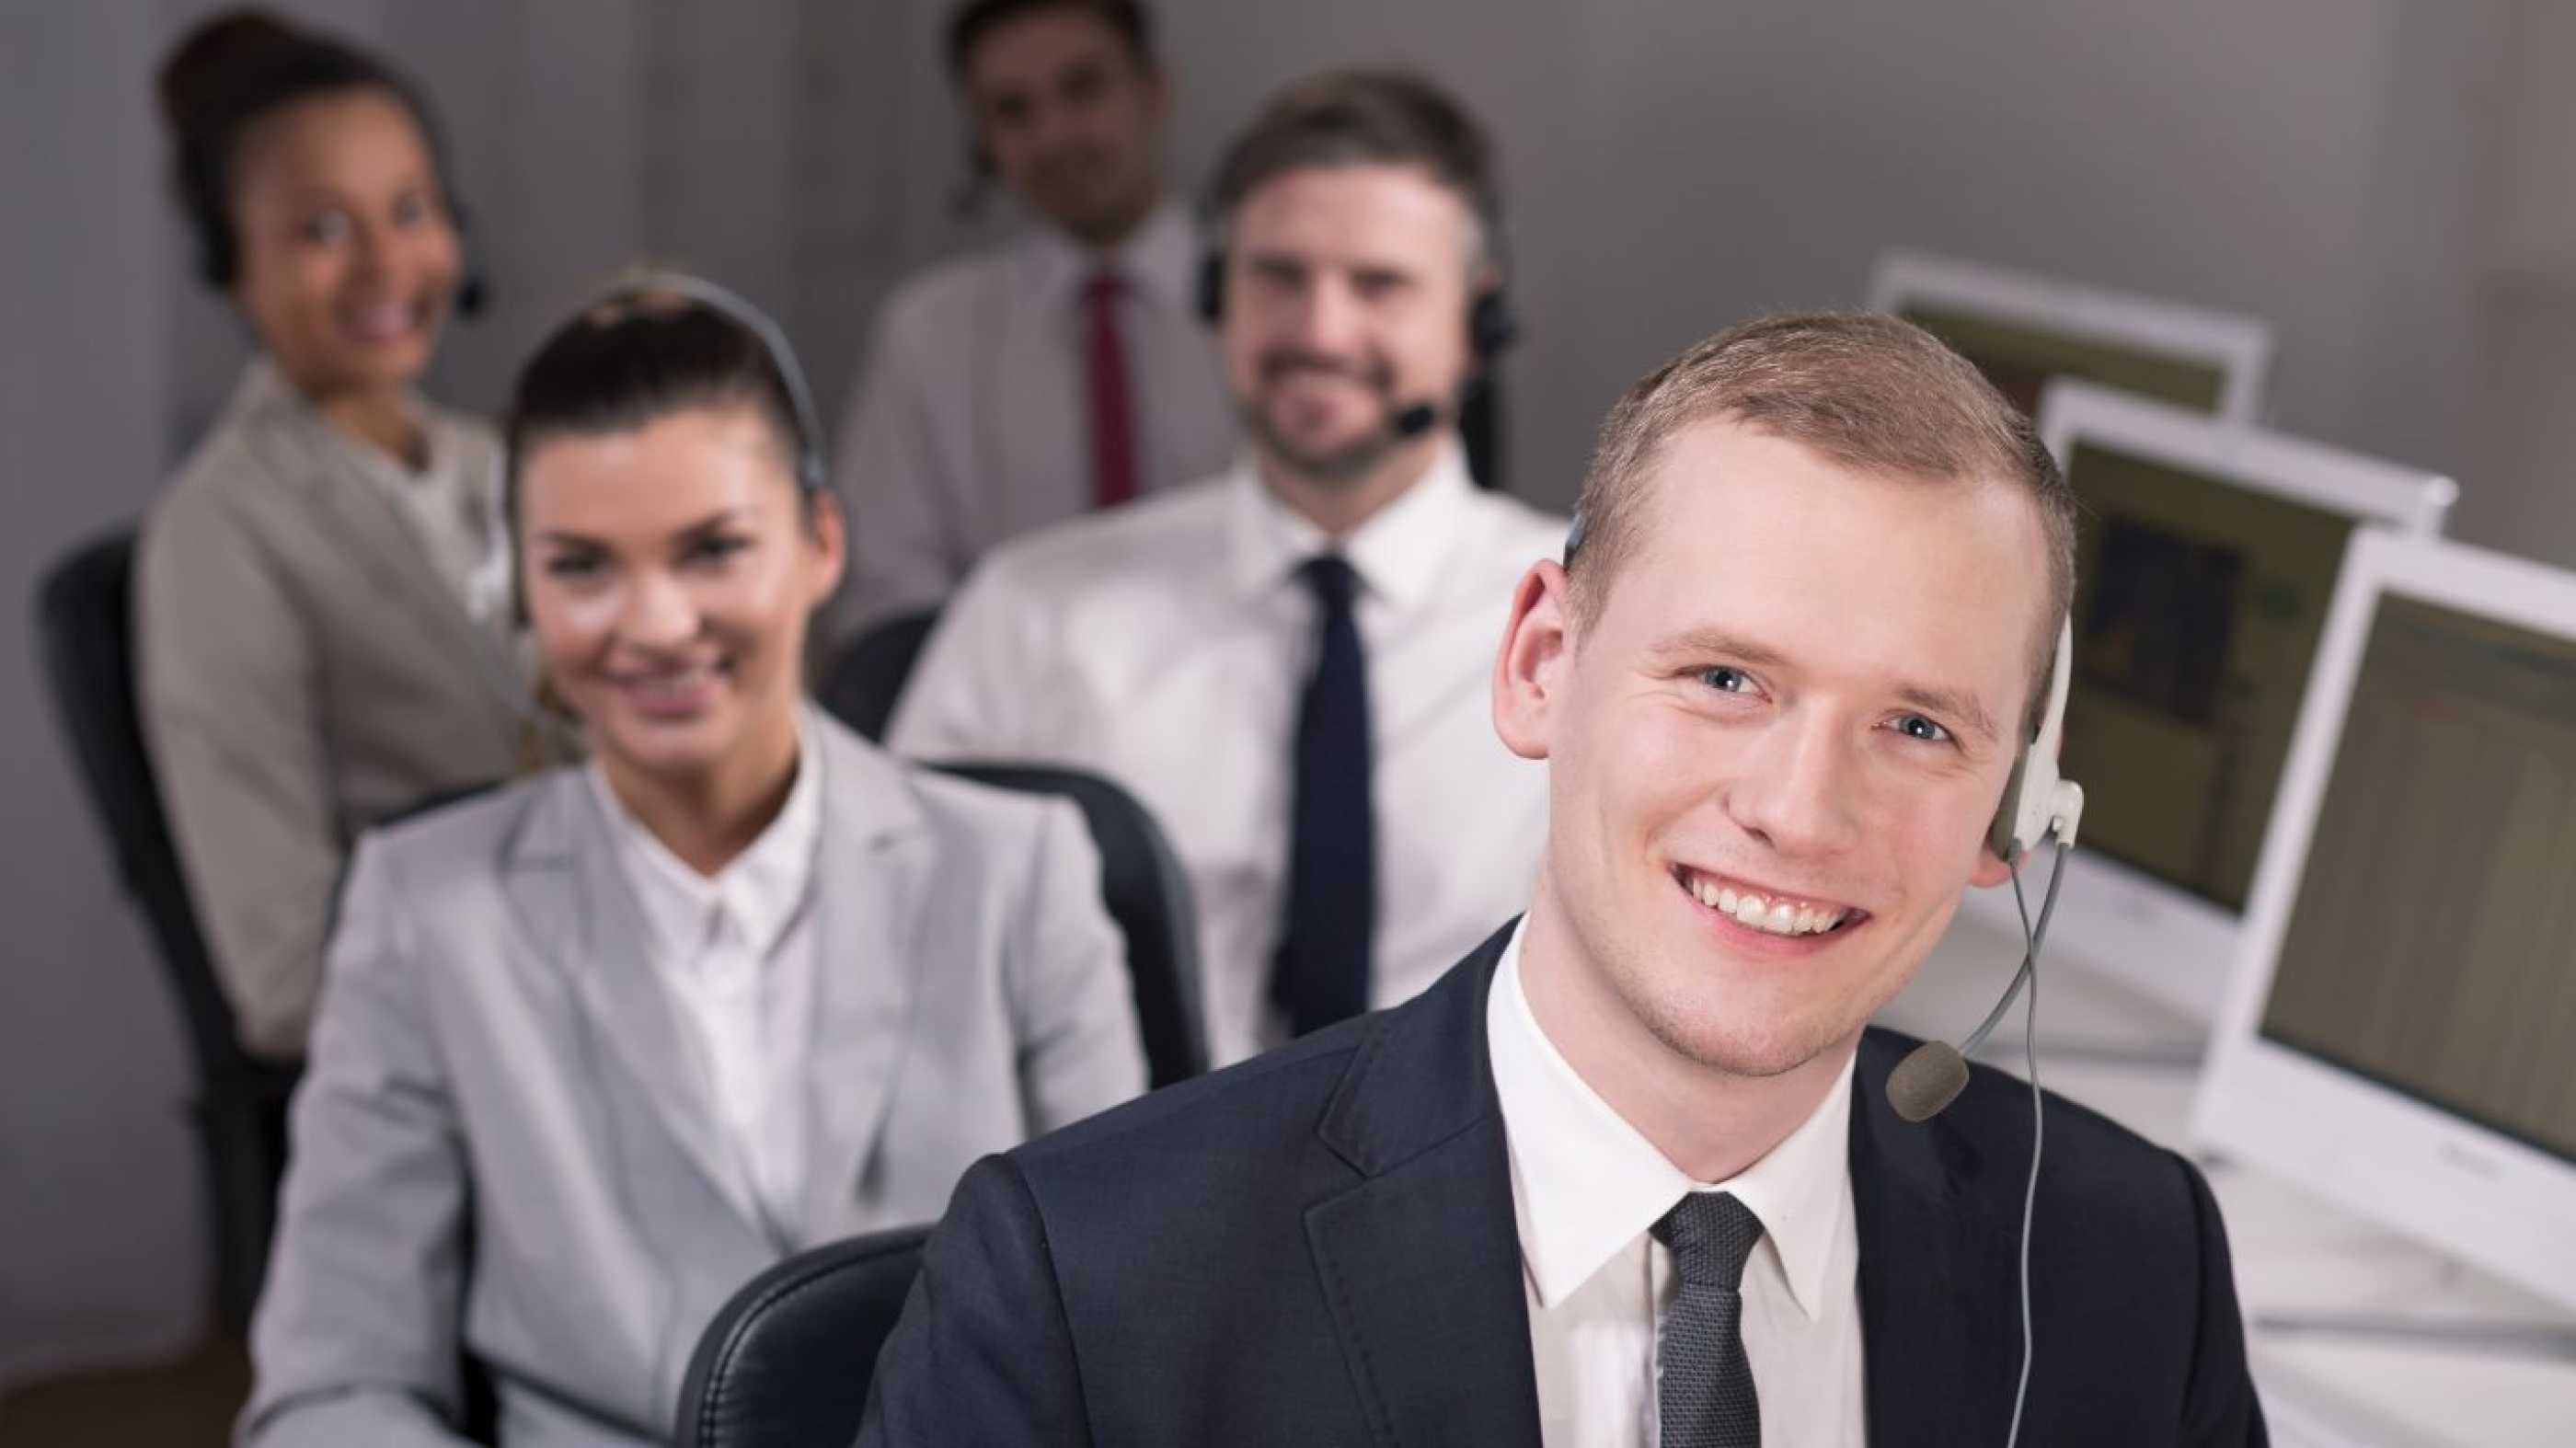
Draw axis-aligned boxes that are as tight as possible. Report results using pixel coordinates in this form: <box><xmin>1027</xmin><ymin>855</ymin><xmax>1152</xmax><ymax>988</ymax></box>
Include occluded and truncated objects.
<box><xmin>1565</xmin><ymin>310</ymin><xmax>2076</xmax><ymax>730</ymax></box>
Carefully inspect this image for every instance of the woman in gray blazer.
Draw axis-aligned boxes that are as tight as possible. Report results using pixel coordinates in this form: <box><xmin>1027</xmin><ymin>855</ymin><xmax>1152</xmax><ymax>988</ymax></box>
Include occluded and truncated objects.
<box><xmin>240</xmin><ymin>280</ymin><xmax>1150</xmax><ymax>1446</ymax></box>
<box><xmin>138</xmin><ymin>13</ymin><xmax>561</xmax><ymax>1060</ymax></box>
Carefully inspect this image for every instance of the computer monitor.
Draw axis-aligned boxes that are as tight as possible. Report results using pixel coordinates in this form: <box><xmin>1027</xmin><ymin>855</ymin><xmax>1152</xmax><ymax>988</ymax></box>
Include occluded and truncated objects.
<box><xmin>1956</xmin><ymin>382</ymin><xmax>2454</xmax><ymax>1023</ymax></box>
<box><xmin>1867</xmin><ymin>250</ymin><xmax>2272</xmax><ymax>423</ymax></box>
<box><xmin>2193</xmin><ymin>530</ymin><xmax>2576</xmax><ymax>1315</ymax></box>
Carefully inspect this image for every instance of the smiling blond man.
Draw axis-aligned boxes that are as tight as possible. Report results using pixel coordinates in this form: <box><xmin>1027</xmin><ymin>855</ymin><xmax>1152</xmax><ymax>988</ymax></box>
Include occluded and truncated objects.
<box><xmin>862</xmin><ymin>314</ymin><xmax>2263</xmax><ymax>1448</ymax></box>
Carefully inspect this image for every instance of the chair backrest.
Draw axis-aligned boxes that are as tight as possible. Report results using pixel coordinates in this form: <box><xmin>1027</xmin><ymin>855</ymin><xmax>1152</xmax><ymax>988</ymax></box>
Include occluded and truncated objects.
<box><xmin>675</xmin><ymin>1224</ymin><xmax>932</xmax><ymax>1448</ymax></box>
<box><xmin>35</xmin><ymin>527</ymin><xmax>254</xmax><ymax>1083</ymax></box>
<box><xmin>933</xmin><ymin>761</ymin><xmax>1207</xmax><ymax>1087</ymax></box>
<box><xmin>816</xmin><ymin>607</ymin><xmax>941</xmax><ymax>743</ymax></box>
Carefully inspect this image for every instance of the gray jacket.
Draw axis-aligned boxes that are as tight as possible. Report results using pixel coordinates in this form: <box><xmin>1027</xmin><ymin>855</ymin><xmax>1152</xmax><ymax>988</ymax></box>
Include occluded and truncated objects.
<box><xmin>241</xmin><ymin>716</ymin><xmax>1148</xmax><ymax>1446</ymax></box>
<box><xmin>137</xmin><ymin>361</ymin><xmax>558</xmax><ymax>1058</ymax></box>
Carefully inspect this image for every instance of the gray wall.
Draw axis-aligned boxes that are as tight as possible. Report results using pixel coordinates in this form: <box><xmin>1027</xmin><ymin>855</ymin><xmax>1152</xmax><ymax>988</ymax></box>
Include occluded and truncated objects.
<box><xmin>1</xmin><ymin>0</ymin><xmax>197</xmax><ymax>1387</ymax></box>
<box><xmin>1156</xmin><ymin>0</ymin><xmax>2500</xmax><ymax>512</ymax></box>
<box><xmin>1</xmin><ymin>0</ymin><xmax>2548</xmax><ymax>1388</ymax></box>
<box><xmin>2467</xmin><ymin>0</ymin><xmax>2576</xmax><ymax>569</ymax></box>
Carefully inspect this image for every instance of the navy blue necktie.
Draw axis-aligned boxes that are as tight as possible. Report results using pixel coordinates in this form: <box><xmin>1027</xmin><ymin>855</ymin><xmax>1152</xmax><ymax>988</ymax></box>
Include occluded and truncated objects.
<box><xmin>1271</xmin><ymin>555</ymin><xmax>1375</xmax><ymax>1036</ymax></box>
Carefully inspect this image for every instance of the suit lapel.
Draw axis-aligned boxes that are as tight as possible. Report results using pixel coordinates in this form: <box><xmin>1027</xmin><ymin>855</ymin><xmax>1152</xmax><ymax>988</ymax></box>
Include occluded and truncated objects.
<box><xmin>1305</xmin><ymin>928</ymin><xmax>1543</xmax><ymax>1448</ymax></box>
<box><xmin>503</xmin><ymin>771</ymin><xmax>749</xmax><ymax>1222</ymax></box>
<box><xmin>794</xmin><ymin>721</ymin><xmax>934</xmax><ymax>1244</ymax></box>
<box><xmin>1849</xmin><ymin>1030</ymin><xmax>2025</xmax><ymax>1448</ymax></box>
<box><xmin>269</xmin><ymin>402</ymin><xmax>532</xmax><ymax>729</ymax></box>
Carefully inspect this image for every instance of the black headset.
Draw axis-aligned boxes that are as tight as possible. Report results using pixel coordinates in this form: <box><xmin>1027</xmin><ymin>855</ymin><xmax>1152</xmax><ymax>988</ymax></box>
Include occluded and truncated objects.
<box><xmin>1193</xmin><ymin>237</ymin><xmax>1521</xmax><ymax>362</ymax></box>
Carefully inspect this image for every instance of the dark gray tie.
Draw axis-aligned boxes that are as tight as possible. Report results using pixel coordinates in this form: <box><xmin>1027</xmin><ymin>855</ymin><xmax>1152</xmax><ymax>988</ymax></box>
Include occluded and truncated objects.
<box><xmin>1653</xmin><ymin>1190</ymin><xmax>1765</xmax><ymax>1448</ymax></box>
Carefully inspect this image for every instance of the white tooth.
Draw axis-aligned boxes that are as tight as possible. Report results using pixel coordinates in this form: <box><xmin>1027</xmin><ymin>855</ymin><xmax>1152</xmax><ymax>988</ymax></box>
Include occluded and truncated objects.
<box><xmin>1734</xmin><ymin>895</ymin><xmax>1766</xmax><ymax>926</ymax></box>
<box><xmin>1717</xmin><ymin>888</ymin><xmax>1739</xmax><ymax>914</ymax></box>
<box><xmin>1820</xmin><ymin>910</ymin><xmax>1844</xmax><ymax>933</ymax></box>
<box><xmin>1695</xmin><ymin>878</ymin><xmax>1718</xmax><ymax>909</ymax></box>
<box><xmin>1766</xmin><ymin>902</ymin><xmax>1796</xmax><ymax>932</ymax></box>
<box><xmin>1794</xmin><ymin>908</ymin><xmax>1816</xmax><ymax>935</ymax></box>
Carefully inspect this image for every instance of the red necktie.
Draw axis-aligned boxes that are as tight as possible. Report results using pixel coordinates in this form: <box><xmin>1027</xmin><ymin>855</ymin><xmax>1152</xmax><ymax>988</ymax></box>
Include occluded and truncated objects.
<box><xmin>1083</xmin><ymin>270</ymin><xmax>1140</xmax><ymax>510</ymax></box>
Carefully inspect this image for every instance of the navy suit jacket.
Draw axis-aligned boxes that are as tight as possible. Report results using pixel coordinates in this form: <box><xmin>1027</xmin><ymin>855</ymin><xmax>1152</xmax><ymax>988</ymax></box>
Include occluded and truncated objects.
<box><xmin>861</xmin><ymin>925</ymin><xmax>2266</xmax><ymax>1445</ymax></box>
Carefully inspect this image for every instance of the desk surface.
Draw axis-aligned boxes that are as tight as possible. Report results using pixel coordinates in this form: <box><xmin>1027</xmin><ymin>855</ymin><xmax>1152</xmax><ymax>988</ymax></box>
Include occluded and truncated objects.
<box><xmin>1874</xmin><ymin>911</ymin><xmax>2576</xmax><ymax>1448</ymax></box>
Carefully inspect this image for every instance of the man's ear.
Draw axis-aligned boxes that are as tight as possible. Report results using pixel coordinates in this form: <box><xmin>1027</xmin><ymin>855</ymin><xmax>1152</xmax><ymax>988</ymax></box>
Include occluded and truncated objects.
<box><xmin>1969</xmin><ymin>775</ymin><xmax>2020</xmax><ymax>889</ymax></box>
<box><xmin>1968</xmin><ymin>841</ymin><xmax>2017</xmax><ymax>890</ymax></box>
<box><xmin>1492</xmin><ymin>559</ymin><xmax>1573</xmax><ymax>762</ymax></box>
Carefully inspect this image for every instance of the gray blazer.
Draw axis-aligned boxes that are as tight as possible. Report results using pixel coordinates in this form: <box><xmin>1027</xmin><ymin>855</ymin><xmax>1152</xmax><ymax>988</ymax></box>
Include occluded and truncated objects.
<box><xmin>241</xmin><ymin>716</ymin><xmax>1148</xmax><ymax>1447</ymax></box>
<box><xmin>137</xmin><ymin>361</ymin><xmax>560</xmax><ymax>1058</ymax></box>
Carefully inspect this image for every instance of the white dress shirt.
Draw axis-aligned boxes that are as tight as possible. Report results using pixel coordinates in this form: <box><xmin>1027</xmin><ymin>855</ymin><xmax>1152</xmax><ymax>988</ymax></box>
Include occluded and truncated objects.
<box><xmin>830</xmin><ymin>200</ymin><xmax>1239</xmax><ymax>633</ymax></box>
<box><xmin>1488</xmin><ymin>922</ymin><xmax>1869</xmax><ymax>1447</ymax></box>
<box><xmin>588</xmin><ymin>718</ymin><xmax>824</xmax><ymax>1240</ymax></box>
<box><xmin>889</xmin><ymin>443</ymin><xmax>1564</xmax><ymax>1066</ymax></box>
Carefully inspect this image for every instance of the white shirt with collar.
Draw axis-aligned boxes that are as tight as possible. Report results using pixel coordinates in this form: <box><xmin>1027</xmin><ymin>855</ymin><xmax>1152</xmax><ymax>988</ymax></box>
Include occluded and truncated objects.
<box><xmin>830</xmin><ymin>199</ymin><xmax>1239</xmax><ymax>634</ymax></box>
<box><xmin>1488</xmin><ymin>920</ymin><xmax>1868</xmax><ymax>1447</ymax></box>
<box><xmin>588</xmin><ymin>716</ymin><xmax>824</xmax><ymax>1240</ymax></box>
<box><xmin>889</xmin><ymin>442</ymin><xmax>1564</xmax><ymax>1066</ymax></box>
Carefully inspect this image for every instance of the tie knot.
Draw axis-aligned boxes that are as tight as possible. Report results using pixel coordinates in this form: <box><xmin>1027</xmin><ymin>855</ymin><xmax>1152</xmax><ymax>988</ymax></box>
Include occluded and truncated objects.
<box><xmin>1083</xmin><ymin>269</ymin><xmax>1125</xmax><ymax>307</ymax></box>
<box><xmin>1652</xmin><ymin>1191</ymin><xmax>1764</xmax><ymax>1290</ymax></box>
<box><xmin>1297</xmin><ymin>554</ymin><xmax>1359</xmax><ymax>612</ymax></box>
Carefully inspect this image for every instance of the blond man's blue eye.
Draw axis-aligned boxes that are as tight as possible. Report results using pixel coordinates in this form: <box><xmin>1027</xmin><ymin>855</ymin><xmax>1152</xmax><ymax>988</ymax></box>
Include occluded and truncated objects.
<box><xmin>1699</xmin><ymin>667</ymin><xmax>1751</xmax><ymax>693</ymax></box>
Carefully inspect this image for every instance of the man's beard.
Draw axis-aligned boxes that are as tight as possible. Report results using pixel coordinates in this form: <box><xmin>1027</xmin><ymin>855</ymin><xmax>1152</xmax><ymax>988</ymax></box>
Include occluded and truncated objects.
<box><xmin>1241</xmin><ymin>351</ymin><xmax>1404</xmax><ymax>485</ymax></box>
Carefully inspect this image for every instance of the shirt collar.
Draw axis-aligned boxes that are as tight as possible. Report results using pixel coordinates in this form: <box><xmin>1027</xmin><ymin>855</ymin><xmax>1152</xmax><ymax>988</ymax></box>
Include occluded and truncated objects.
<box><xmin>1025</xmin><ymin>197</ymin><xmax>1198</xmax><ymax>314</ymax></box>
<box><xmin>1220</xmin><ymin>439</ymin><xmax>1477</xmax><ymax>615</ymax></box>
<box><xmin>589</xmin><ymin>711</ymin><xmax>825</xmax><ymax>969</ymax></box>
<box><xmin>1487</xmin><ymin>919</ymin><xmax>1856</xmax><ymax>1322</ymax></box>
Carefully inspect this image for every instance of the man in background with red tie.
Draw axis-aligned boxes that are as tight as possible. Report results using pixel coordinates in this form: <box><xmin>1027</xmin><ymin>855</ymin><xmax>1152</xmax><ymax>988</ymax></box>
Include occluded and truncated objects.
<box><xmin>891</xmin><ymin>70</ymin><xmax>1564</xmax><ymax>1065</ymax></box>
<box><xmin>828</xmin><ymin>0</ymin><xmax>1236</xmax><ymax>634</ymax></box>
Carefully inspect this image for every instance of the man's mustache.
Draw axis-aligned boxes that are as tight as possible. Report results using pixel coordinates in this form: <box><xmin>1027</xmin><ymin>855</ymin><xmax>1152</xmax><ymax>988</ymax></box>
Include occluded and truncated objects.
<box><xmin>1257</xmin><ymin>351</ymin><xmax>1395</xmax><ymax>392</ymax></box>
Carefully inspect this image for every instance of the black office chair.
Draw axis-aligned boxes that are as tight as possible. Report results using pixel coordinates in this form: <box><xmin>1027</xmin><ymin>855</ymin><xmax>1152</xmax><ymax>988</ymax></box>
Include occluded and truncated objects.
<box><xmin>816</xmin><ymin>607</ymin><xmax>942</xmax><ymax>743</ymax></box>
<box><xmin>674</xmin><ymin>1224</ymin><xmax>933</xmax><ymax>1448</ymax></box>
<box><xmin>34</xmin><ymin>526</ymin><xmax>301</xmax><ymax>1330</ymax></box>
<box><xmin>931</xmin><ymin>762</ymin><xmax>1207</xmax><ymax>1087</ymax></box>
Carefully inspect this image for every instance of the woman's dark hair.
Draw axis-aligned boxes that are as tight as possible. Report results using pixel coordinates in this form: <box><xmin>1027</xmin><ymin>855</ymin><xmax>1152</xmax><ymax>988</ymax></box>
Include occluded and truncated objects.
<box><xmin>504</xmin><ymin>293</ymin><xmax>819</xmax><ymax>535</ymax></box>
<box><xmin>155</xmin><ymin>8</ymin><xmax>477</xmax><ymax>302</ymax></box>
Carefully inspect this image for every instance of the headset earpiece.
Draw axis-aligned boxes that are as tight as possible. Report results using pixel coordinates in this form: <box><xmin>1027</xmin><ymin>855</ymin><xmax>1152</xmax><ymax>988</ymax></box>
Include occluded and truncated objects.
<box><xmin>1467</xmin><ymin>285</ymin><xmax>1518</xmax><ymax>361</ymax></box>
<box><xmin>1196</xmin><ymin>247</ymin><xmax>1227</xmax><ymax>326</ymax></box>
<box><xmin>451</xmin><ymin>200</ymin><xmax>489</xmax><ymax>318</ymax></box>
<box><xmin>1987</xmin><ymin>618</ymin><xmax>2085</xmax><ymax>860</ymax></box>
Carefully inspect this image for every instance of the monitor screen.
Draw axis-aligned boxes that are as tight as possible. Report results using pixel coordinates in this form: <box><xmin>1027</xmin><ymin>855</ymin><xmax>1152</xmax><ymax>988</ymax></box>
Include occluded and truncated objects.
<box><xmin>2256</xmin><ymin>594</ymin><xmax>2576</xmax><ymax>1166</ymax></box>
<box><xmin>2060</xmin><ymin>441</ymin><xmax>2355</xmax><ymax>913</ymax></box>
<box><xmin>1898</xmin><ymin>305</ymin><xmax>2231</xmax><ymax>416</ymax></box>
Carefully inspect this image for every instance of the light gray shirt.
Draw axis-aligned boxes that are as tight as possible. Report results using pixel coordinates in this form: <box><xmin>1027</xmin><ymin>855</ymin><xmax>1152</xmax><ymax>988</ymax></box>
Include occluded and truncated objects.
<box><xmin>828</xmin><ymin>201</ymin><xmax>1238</xmax><ymax>635</ymax></box>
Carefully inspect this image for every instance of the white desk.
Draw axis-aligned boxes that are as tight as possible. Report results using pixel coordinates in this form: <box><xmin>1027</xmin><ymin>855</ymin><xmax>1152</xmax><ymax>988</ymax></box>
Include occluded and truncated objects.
<box><xmin>1875</xmin><ymin>912</ymin><xmax>2576</xmax><ymax>1448</ymax></box>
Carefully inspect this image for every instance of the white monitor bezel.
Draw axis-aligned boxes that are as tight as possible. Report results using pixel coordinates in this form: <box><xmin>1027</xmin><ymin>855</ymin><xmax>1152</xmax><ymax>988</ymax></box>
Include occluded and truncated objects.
<box><xmin>2191</xmin><ymin>529</ymin><xmax>2576</xmax><ymax>1316</ymax></box>
<box><xmin>1957</xmin><ymin>381</ymin><xmax>2455</xmax><ymax>1024</ymax></box>
<box><xmin>1867</xmin><ymin>249</ymin><xmax>2275</xmax><ymax>425</ymax></box>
